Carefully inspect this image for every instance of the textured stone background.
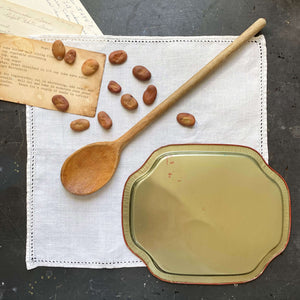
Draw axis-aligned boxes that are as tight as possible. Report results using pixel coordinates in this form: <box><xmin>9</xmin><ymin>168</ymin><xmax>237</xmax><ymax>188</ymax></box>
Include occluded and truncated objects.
<box><xmin>0</xmin><ymin>0</ymin><xmax>299</xmax><ymax>299</ymax></box>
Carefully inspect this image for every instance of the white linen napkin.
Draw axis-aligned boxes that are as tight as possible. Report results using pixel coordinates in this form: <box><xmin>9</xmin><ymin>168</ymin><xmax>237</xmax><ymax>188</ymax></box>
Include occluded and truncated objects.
<box><xmin>26</xmin><ymin>34</ymin><xmax>267</xmax><ymax>269</ymax></box>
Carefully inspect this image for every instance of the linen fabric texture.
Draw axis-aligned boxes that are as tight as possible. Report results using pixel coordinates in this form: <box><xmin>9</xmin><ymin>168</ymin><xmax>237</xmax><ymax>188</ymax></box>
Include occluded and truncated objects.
<box><xmin>26</xmin><ymin>34</ymin><xmax>267</xmax><ymax>269</ymax></box>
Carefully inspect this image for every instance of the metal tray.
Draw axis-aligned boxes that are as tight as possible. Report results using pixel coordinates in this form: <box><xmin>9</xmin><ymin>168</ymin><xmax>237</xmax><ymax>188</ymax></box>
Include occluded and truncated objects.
<box><xmin>122</xmin><ymin>144</ymin><xmax>290</xmax><ymax>284</ymax></box>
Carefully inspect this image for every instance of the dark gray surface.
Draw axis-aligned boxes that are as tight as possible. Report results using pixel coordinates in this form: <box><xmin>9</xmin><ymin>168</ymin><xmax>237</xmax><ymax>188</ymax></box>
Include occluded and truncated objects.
<box><xmin>0</xmin><ymin>0</ymin><xmax>299</xmax><ymax>299</ymax></box>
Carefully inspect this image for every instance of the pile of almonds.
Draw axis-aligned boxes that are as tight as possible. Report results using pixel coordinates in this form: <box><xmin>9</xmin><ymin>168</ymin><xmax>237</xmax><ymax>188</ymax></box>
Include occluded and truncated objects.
<box><xmin>51</xmin><ymin>40</ymin><xmax>101</xmax><ymax>131</ymax></box>
<box><xmin>107</xmin><ymin>50</ymin><xmax>156</xmax><ymax>111</ymax></box>
<box><xmin>52</xmin><ymin>40</ymin><xmax>99</xmax><ymax>76</ymax></box>
<box><xmin>105</xmin><ymin>49</ymin><xmax>195</xmax><ymax>128</ymax></box>
<box><xmin>51</xmin><ymin>42</ymin><xmax>196</xmax><ymax>132</ymax></box>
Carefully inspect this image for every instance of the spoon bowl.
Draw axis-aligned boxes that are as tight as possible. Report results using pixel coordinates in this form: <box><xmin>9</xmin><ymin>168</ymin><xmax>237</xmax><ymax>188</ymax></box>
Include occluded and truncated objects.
<box><xmin>61</xmin><ymin>141</ymin><xmax>122</xmax><ymax>195</ymax></box>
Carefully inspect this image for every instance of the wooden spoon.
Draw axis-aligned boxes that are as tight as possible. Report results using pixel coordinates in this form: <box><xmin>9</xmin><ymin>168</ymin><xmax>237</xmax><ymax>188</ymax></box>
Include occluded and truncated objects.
<box><xmin>61</xmin><ymin>18</ymin><xmax>266</xmax><ymax>195</ymax></box>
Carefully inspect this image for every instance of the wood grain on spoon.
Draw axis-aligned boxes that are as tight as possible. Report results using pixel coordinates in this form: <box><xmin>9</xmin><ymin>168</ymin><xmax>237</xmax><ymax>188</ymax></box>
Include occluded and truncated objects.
<box><xmin>61</xmin><ymin>142</ymin><xmax>121</xmax><ymax>195</ymax></box>
<box><xmin>61</xmin><ymin>18</ymin><xmax>266</xmax><ymax>195</ymax></box>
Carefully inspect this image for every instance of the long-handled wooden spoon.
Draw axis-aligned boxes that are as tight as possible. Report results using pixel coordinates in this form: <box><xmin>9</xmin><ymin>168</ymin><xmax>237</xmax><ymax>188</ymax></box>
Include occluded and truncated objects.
<box><xmin>61</xmin><ymin>18</ymin><xmax>266</xmax><ymax>195</ymax></box>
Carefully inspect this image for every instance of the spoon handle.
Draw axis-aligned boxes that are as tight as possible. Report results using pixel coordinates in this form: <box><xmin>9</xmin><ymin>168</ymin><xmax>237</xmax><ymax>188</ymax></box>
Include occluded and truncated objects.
<box><xmin>117</xmin><ymin>18</ymin><xmax>266</xmax><ymax>148</ymax></box>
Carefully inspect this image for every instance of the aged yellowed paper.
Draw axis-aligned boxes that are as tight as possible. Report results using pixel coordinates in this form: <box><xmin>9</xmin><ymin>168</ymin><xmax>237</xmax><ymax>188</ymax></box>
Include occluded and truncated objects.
<box><xmin>10</xmin><ymin>0</ymin><xmax>103</xmax><ymax>35</ymax></box>
<box><xmin>0</xmin><ymin>34</ymin><xmax>106</xmax><ymax>117</ymax></box>
<box><xmin>0</xmin><ymin>0</ymin><xmax>83</xmax><ymax>36</ymax></box>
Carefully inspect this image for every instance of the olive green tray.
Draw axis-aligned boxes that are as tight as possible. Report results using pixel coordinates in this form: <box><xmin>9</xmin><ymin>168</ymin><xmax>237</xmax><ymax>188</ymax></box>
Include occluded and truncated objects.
<box><xmin>122</xmin><ymin>144</ymin><xmax>290</xmax><ymax>284</ymax></box>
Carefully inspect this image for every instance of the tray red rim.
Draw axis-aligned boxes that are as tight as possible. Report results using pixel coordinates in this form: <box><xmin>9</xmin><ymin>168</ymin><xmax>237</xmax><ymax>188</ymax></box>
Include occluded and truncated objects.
<box><xmin>121</xmin><ymin>143</ymin><xmax>291</xmax><ymax>285</ymax></box>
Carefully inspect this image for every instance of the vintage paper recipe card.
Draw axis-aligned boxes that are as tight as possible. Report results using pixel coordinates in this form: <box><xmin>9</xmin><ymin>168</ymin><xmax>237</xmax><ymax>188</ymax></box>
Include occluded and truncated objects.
<box><xmin>0</xmin><ymin>34</ymin><xmax>106</xmax><ymax>117</ymax></box>
<box><xmin>0</xmin><ymin>0</ymin><xmax>83</xmax><ymax>35</ymax></box>
<box><xmin>11</xmin><ymin>0</ymin><xmax>103</xmax><ymax>35</ymax></box>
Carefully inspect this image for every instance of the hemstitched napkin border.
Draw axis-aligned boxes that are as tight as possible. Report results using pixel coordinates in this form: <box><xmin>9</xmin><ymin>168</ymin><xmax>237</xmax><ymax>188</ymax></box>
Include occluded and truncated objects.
<box><xmin>26</xmin><ymin>35</ymin><xmax>267</xmax><ymax>269</ymax></box>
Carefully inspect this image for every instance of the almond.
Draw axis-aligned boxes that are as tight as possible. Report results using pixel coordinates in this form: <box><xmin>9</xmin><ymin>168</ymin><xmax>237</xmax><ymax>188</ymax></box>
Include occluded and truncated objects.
<box><xmin>121</xmin><ymin>94</ymin><xmax>138</xmax><ymax>110</ymax></box>
<box><xmin>98</xmin><ymin>111</ymin><xmax>112</xmax><ymax>129</ymax></box>
<box><xmin>52</xmin><ymin>40</ymin><xmax>65</xmax><ymax>60</ymax></box>
<box><xmin>52</xmin><ymin>95</ymin><xmax>69</xmax><ymax>112</ymax></box>
<box><xmin>64</xmin><ymin>49</ymin><xmax>76</xmax><ymax>64</ymax></box>
<box><xmin>143</xmin><ymin>85</ymin><xmax>157</xmax><ymax>105</ymax></box>
<box><xmin>109</xmin><ymin>50</ymin><xmax>127</xmax><ymax>64</ymax></box>
<box><xmin>70</xmin><ymin>119</ymin><xmax>90</xmax><ymax>131</ymax></box>
<box><xmin>81</xmin><ymin>59</ymin><xmax>99</xmax><ymax>76</ymax></box>
<box><xmin>108</xmin><ymin>81</ymin><xmax>121</xmax><ymax>94</ymax></box>
<box><xmin>132</xmin><ymin>65</ymin><xmax>151</xmax><ymax>81</ymax></box>
<box><xmin>176</xmin><ymin>113</ymin><xmax>196</xmax><ymax>127</ymax></box>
